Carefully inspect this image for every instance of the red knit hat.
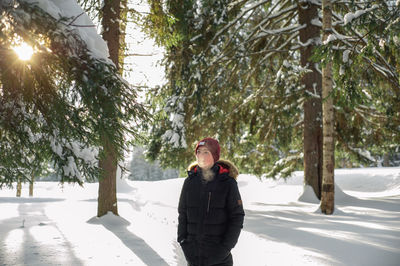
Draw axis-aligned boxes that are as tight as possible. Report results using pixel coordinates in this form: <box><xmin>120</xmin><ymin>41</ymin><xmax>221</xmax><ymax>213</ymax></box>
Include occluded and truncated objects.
<box><xmin>195</xmin><ymin>138</ymin><xmax>220</xmax><ymax>163</ymax></box>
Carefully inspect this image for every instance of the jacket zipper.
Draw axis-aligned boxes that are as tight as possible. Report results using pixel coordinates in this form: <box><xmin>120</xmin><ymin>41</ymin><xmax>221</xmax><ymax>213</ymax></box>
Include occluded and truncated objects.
<box><xmin>207</xmin><ymin>192</ymin><xmax>211</xmax><ymax>213</ymax></box>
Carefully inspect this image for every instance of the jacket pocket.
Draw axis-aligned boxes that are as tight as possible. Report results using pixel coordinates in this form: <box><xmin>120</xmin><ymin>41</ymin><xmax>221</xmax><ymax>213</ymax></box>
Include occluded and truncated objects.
<box><xmin>204</xmin><ymin>242</ymin><xmax>231</xmax><ymax>265</ymax></box>
<box><xmin>180</xmin><ymin>239</ymin><xmax>197</xmax><ymax>264</ymax></box>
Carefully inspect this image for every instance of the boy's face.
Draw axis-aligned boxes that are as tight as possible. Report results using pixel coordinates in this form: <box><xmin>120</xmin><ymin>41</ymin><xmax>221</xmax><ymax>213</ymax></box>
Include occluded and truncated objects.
<box><xmin>196</xmin><ymin>146</ymin><xmax>214</xmax><ymax>170</ymax></box>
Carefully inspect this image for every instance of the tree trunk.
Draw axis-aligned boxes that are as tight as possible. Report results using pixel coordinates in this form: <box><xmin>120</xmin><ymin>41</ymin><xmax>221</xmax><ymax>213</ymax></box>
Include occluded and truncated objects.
<box><xmin>320</xmin><ymin>0</ymin><xmax>335</xmax><ymax>215</ymax></box>
<box><xmin>118</xmin><ymin>0</ymin><xmax>128</xmax><ymax>75</ymax></box>
<box><xmin>98</xmin><ymin>138</ymin><xmax>118</xmax><ymax>217</ymax></box>
<box><xmin>16</xmin><ymin>177</ymin><xmax>22</xmax><ymax>197</ymax></box>
<box><xmin>97</xmin><ymin>0</ymin><xmax>123</xmax><ymax>217</ymax></box>
<box><xmin>29</xmin><ymin>174</ymin><xmax>34</xmax><ymax>197</ymax></box>
<box><xmin>298</xmin><ymin>1</ymin><xmax>323</xmax><ymax>199</ymax></box>
<box><xmin>383</xmin><ymin>153</ymin><xmax>390</xmax><ymax>167</ymax></box>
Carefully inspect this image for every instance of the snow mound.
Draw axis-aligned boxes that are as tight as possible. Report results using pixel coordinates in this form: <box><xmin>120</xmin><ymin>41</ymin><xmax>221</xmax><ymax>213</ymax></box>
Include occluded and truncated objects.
<box><xmin>87</xmin><ymin>211</ymin><xmax>130</xmax><ymax>227</ymax></box>
<box><xmin>299</xmin><ymin>184</ymin><xmax>357</xmax><ymax>204</ymax></box>
<box><xmin>313</xmin><ymin>206</ymin><xmax>347</xmax><ymax>215</ymax></box>
<box><xmin>335</xmin><ymin>183</ymin><xmax>358</xmax><ymax>203</ymax></box>
<box><xmin>298</xmin><ymin>185</ymin><xmax>320</xmax><ymax>203</ymax></box>
<box><xmin>335</xmin><ymin>167</ymin><xmax>400</xmax><ymax>192</ymax></box>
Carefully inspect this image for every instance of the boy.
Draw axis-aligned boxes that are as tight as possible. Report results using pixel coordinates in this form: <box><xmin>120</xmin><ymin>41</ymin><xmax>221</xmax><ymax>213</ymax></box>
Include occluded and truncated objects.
<box><xmin>178</xmin><ymin>137</ymin><xmax>245</xmax><ymax>266</ymax></box>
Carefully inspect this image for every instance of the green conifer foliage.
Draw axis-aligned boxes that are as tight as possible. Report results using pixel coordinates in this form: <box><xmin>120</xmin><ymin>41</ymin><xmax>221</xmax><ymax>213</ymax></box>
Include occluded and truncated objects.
<box><xmin>0</xmin><ymin>1</ymin><xmax>147</xmax><ymax>187</ymax></box>
<box><xmin>316</xmin><ymin>0</ymin><xmax>400</xmax><ymax>165</ymax></box>
<box><xmin>144</xmin><ymin>0</ymin><xmax>399</xmax><ymax>174</ymax></box>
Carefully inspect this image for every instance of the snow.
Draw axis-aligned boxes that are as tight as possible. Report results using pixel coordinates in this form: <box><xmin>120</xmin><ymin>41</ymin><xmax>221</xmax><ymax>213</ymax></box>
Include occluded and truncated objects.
<box><xmin>379</xmin><ymin>39</ymin><xmax>386</xmax><ymax>49</ymax></box>
<box><xmin>50</xmin><ymin>137</ymin><xmax>63</xmax><ymax>158</ymax></box>
<box><xmin>1</xmin><ymin>167</ymin><xmax>399</xmax><ymax>266</ymax></box>
<box><xmin>161</xmin><ymin>97</ymin><xmax>188</xmax><ymax>149</ymax></box>
<box><xmin>23</xmin><ymin>0</ymin><xmax>110</xmax><ymax>62</ymax></box>
<box><xmin>323</xmin><ymin>34</ymin><xmax>337</xmax><ymax>45</ymax></box>
<box><xmin>65</xmin><ymin>141</ymin><xmax>98</xmax><ymax>166</ymax></box>
<box><xmin>343</xmin><ymin>5</ymin><xmax>379</xmax><ymax>25</ymax></box>
<box><xmin>342</xmin><ymin>49</ymin><xmax>351</xmax><ymax>63</ymax></box>
<box><xmin>63</xmin><ymin>156</ymin><xmax>80</xmax><ymax>179</ymax></box>
<box><xmin>3</xmin><ymin>1</ymin><xmax>400</xmax><ymax>265</ymax></box>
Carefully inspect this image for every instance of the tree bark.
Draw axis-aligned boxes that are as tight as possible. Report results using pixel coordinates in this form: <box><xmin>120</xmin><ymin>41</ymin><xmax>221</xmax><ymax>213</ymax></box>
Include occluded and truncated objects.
<box><xmin>97</xmin><ymin>0</ymin><xmax>123</xmax><ymax>217</ymax></box>
<box><xmin>29</xmin><ymin>173</ymin><xmax>34</xmax><ymax>197</ymax></box>
<box><xmin>16</xmin><ymin>177</ymin><xmax>22</xmax><ymax>197</ymax></box>
<box><xmin>320</xmin><ymin>0</ymin><xmax>335</xmax><ymax>215</ymax></box>
<box><xmin>383</xmin><ymin>153</ymin><xmax>390</xmax><ymax>167</ymax></box>
<box><xmin>98</xmin><ymin>138</ymin><xmax>118</xmax><ymax>217</ymax></box>
<box><xmin>298</xmin><ymin>1</ymin><xmax>323</xmax><ymax>199</ymax></box>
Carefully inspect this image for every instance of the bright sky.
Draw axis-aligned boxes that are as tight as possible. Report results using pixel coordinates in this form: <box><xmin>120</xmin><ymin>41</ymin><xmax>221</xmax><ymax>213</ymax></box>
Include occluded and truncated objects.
<box><xmin>123</xmin><ymin>1</ymin><xmax>165</xmax><ymax>91</ymax></box>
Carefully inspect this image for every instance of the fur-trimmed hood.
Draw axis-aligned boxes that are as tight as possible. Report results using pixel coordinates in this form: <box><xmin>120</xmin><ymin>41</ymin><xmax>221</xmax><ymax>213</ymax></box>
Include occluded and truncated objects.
<box><xmin>187</xmin><ymin>159</ymin><xmax>239</xmax><ymax>180</ymax></box>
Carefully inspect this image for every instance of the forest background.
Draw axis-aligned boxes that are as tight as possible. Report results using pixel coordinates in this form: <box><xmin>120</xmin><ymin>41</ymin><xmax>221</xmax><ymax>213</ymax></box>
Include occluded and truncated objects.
<box><xmin>0</xmin><ymin>0</ymin><xmax>399</xmax><ymax>216</ymax></box>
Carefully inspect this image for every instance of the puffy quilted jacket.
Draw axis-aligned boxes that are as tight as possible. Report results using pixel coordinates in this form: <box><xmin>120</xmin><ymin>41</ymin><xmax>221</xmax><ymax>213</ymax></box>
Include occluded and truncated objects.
<box><xmin>178</xmin><ymin>160</ymin><xmax>245</xmax><ymax>266</ymax></box>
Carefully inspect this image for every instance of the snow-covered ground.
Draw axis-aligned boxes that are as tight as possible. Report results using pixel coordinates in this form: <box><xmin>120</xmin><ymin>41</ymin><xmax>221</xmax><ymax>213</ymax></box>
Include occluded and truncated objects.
<box><xmin>0</xmin><ymin>167</ymin><xmax>399</xmax><ymax>266</ymax></box>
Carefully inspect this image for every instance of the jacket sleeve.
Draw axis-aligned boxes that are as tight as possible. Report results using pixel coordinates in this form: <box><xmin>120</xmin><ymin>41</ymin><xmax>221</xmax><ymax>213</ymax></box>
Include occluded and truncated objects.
<box><xmin>222</xmin><ymin>179</ymin><xmax>245</xmax><ymax>250</ymax></box>
<box><xmin>177</xmin><ymin>178</ymin><xmax>188</xmax><ymax>243</ymax></box>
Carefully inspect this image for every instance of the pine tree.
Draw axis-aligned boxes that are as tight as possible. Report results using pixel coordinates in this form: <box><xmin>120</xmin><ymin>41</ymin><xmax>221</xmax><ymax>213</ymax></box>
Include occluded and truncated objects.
<box><xmin>0</xmin><ymin>0</ymin><xmax>147</xmax><ymax>198</ymax></box>
<box><xmin>144</xmin><ymin>0</ymin><xmax>400</xmax><ymax>193</ymax></box>
<box><xmin>327</xmin><ymin>1</ymin><xmax>400</xmax><ymax>167</ymax></box>
<box><xmin>96</xmin><ymin>0</ymin><xmax>125</xmax><ymax>217</ymax></box>
<box><xmin>144</xmin><ymin>0</ymin><xmax>322</xmax><ymax>187</ymax></box>
<box><xmin>298</xmin><ymin>0</ymin><xmax>323</xmax><ymax>199</ymax></box>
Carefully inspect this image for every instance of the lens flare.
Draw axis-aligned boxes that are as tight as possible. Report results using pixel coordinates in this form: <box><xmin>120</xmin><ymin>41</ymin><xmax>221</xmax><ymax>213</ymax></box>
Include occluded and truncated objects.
<box><xmin>12</xmin><ymin>42</ymin><xmax>34</xmax><ymax>61</ymax></box>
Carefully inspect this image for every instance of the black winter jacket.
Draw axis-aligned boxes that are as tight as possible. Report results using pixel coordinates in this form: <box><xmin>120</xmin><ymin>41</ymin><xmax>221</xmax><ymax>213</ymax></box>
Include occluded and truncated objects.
<box><xmin>178</xmin><ymin>160</ymin><xmax>245</xmax><ymax>266</ymax></box>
